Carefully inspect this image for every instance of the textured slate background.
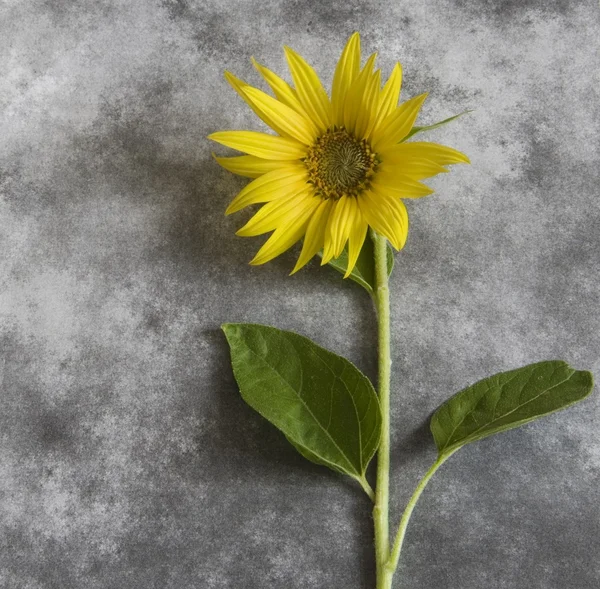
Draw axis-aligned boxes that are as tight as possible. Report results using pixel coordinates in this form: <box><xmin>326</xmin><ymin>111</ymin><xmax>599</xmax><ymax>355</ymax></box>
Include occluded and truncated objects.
<box><xmin>1</xmin><ymin>1</ymin><xmax>599</xmax><ymax>588</ymax></box>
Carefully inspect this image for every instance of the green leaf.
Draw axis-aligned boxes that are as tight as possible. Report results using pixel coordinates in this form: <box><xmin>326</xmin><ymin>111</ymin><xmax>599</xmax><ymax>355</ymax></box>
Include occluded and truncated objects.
<box><xmin>431</xmin><ymin>361</ymin><xmax>594</xmax><ymax>457</ymax></box>
<box><xmin>222</xmin><ymin>323</ymin><xmax>382</xmax><ymax>489</ymax></box>
<box><xmin>284</xmin><ymin>435</ymin><xmax>349</xmax><ymax>475</ymax></box>
<box><xmin>404</xmin><ymin>110</ymin><xmax>473</xmax><ymax>141</ymax></box>
<box><xmin>323</xmin><ymin>237</ymin><xmax>394</xmax><ymax>294</ymax></box>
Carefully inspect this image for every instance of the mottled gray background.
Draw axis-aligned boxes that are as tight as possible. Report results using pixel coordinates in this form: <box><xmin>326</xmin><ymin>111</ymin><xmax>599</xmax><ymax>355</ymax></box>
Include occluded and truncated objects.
<box><xmin>1</xmin><ymin>1</ymin><xmax>599</xmax><ymax>588</ymax></box>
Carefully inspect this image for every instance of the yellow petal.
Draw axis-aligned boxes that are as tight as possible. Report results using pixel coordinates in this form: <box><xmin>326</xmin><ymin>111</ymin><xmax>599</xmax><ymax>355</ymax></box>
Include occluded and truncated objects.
<box><xmin>291</xmin><ymin>198</ymin><xmax>333</xmax><ymax>274</ymax></box>
<box><xmin>224</xmin><ymin>72</ymin><xmax>316</xmax><ymax>143</ymax></box>
<box><xmin>380</xmin><ymin>141</ymin><xmax>470</xmax><ymax>165</ymax></box>
<box><xmin>236</xmin><ymin>187</ymin><xmax>315</xmax><ymax>236</ymax></box>
<box><xmin>370</xmin><ymin>93</ymin><xmax>428</xmax><ymax>151</ymax></box>
<box><xmin>358</xmin><ymin>190</ymin><xmax>408</xmax><ymax>250</ymax></box>
<box><xmin>224</xmin><ymin>71</ymin><xmax>248</xmax><ymax>97</ymax></box>
<box><xmin>369</xmin><ymin>63</ymin><xmax>402</xmax><ymax>139</ymax></box>
<box><xmin>208</xmin><ymin>131</ymin><xmax>307</xmax><ymax>160</ymax></box>
<box><xmin>371</xmin><ymin>173</ymin><xmax>434</xmax><ymax>199</ymax></box>
<box><xmin>324</xmin><ymin>196</ymin><xmax>358</xmax><ymax>261</ymax></box>
<box><xmin>284</xmin><ymin>46</ymin><xmax>331</xmax><ymax>131</ymax></box>
<box><xmin>379</xmin><ymin>157</ymin><xmax>448</xmax><ymax>180</ymax></box>
<box><xmin>333</xmin><ymin>196</ymin><xmax>356</xmax><ymax>258</ymax></box>
<box><xmin>226</xmin><ymin>166</ymin><xmax>308</xmax><ymax>214</ymax></box>
<box><xmin>331</xmin><ymin>32</ymin><xmax>361</xmax><ymax>127</ymax></box>
<box><xmin>251</xmin><ymin>57</ymin><xmax>307</xmax><ymax>116</ymax></box>
<box><xmin>343</xmin><ymin>53</ymin><xmax>377</xmax><ymax>136</ymax></box>
<box><xmin>224</xmin><ymin>71</ymin><xmax>284</xmax><ymax>133</ymax></box>
<box><xmin>242</xmin><ymin>86</ymin><xmax>318</xmax><ymax>145</ymax></box>
<box><xmin>362</xmin><ymin>53</ymin><xmax>378</xmax><ymax>75</ymax></box>
<box><xmin>250</xmin><ymin>198</ymin><xmax>320</xmax><ymax>265</ymax></box>
<box><xmin>345</xmin><ymin>210</ymin><xmax>368</xmax><ymax>277</ymax></box>
<box><xmin>321</xmin><ymin>208</ymin><xmax>336</xmax><ymax>264</ymax></box>
<box><xmin>213</xmin><ymin>154</ymin><xmax>284</xmax><ymax>178</ymax></box>
<box><xmin>356</xmin><ymin>68</ymin><xmax>381</xmax><ymax>140</ymax></box>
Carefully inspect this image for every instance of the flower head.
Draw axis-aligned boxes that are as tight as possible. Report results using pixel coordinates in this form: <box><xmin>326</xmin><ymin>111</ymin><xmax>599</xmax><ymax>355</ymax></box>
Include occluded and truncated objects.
<box><xmin>209</xmin><ymin>33</ymin><xmax>469</xmax><ymax>276</ymax></box>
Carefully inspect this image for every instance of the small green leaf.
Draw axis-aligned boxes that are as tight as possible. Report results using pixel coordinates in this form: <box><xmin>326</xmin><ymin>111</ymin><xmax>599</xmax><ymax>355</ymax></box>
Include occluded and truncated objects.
<box><xmin>323</xmin><ymin>237</ymin><xmax>394</xmax><ymax>294</ymax></box>
<box><xmin>222</xmin><ymin>323</ymin><xmax>382</xmax><ymax>489</ymax></box>
<box><xmin>431</xmin><ymin>361</ymin><xmax>594</xmax><ymax>457</ymax></box>
<box><xmin>404</xmin><ymin>110</ymin><xmax>473</xmax><ymax>141</ymax></box>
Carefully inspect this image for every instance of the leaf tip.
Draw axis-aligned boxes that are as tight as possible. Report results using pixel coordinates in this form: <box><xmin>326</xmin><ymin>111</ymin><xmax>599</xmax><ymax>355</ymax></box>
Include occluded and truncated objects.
<box><xmin>574</xmin><ymin>368</ymin><xmax>594</xmax><ymax>396</ymax></box>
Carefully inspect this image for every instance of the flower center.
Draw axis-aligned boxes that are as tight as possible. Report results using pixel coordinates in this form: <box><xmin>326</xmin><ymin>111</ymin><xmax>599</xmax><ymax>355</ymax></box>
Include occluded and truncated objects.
<box><xmin>305</xmin><ymin>129</ymin><xmax>378</xmax><ymax>200</ymax></box>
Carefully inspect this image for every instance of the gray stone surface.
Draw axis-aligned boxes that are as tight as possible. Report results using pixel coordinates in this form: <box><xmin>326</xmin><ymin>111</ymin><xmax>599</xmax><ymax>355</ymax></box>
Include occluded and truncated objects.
<box><xmin>1</xmin><ymin>1</ymin><xmax>599</xmax><ymax>588</ymax></box>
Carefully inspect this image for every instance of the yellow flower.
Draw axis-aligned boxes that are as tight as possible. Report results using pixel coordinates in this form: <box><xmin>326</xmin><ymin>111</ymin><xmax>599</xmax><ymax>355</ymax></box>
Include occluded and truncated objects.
<box><xmin>209</xmin><ymin>33</ymin><xmax>469</xmax><ymax>276</ymax></box>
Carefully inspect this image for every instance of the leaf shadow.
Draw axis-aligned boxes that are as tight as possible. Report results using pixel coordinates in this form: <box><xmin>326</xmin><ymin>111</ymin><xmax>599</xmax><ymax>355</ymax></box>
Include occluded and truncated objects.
<box><xmin>199</xmin><ymin>322</ymin><xmax>377</xmax><ymax>587</ymax></box>
<box><xmin>84</xmin><ymin>94</ymin><xmax>379</xmax><ymax>585</ymax></box>
<box><xmin>390</xmin><ymin>416</ymin><xmax>436</xmax><ymax>473</ymax></box>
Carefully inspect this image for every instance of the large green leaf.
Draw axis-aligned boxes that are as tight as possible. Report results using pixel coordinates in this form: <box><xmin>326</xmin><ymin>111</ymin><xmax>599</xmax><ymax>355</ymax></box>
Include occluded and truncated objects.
<box><xmin>222</xmin><ymin>323</ymin><xmax>382</xmax><ymax>491</ymax></box>
<box><xmin>404</xmin><ymin>110</ymin><xmax>472</xmax><ymax>142</ymax></box>
<box><xmin>324</xmin><ymin>237</ymin><xmax>394</xmax><ymax>295</ymax></box>
<box><xmin>284</xmin><ymin>435</ymin><xmax>349</xmax><ymax>475</ymax></box>
<box><xmin>431</xmin><ymin>361</ymin><xmax>594</xmax><ymax>457</ymax></box>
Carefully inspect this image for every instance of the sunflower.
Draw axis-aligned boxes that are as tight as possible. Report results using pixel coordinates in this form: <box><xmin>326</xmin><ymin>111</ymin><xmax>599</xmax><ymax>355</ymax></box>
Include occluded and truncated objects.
<box><xmin>209</xmin><ymin>32</ymin><xmax>469</xmax><ymax>276</ymax></box>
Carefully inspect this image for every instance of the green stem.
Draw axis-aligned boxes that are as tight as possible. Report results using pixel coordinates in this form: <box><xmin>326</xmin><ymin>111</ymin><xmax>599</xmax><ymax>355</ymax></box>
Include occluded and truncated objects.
<box><xmin>359</xmin><ymin>476</ymin><xmax>376</xmax><ymax>502</ymax></box>
<box><xmin>387</xmin><ymin>452</ymin><xmax>455</xmax><ymax>576</ymax></box>
<box><xmin>371</xmin><ymin>231</ymin><xmax>454</xmax><ymax>587</ymax></box>
<box><xmin>372</xmin><ymin>231</ymin><xmax>392</xmax><ymax>588</ymax></box>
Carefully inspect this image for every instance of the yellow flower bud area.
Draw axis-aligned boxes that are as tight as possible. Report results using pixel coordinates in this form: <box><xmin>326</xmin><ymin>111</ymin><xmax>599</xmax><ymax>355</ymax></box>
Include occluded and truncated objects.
<box><xmin>304</xmin><ymin>129</ymin><xmax>378</xmax><ymax>201</ymax></box>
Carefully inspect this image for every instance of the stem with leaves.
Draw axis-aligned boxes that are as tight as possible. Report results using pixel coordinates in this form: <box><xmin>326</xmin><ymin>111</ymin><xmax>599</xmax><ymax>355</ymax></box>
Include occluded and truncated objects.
<box><xmin>368</xmin><ymin>233</ymin><xmax>592</xmax><ymax>589</ymax></box>
<box><xmin>222</xmin><ymin>226</ymin><xmax>594</xmax><ymax>589</ymax></box>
